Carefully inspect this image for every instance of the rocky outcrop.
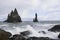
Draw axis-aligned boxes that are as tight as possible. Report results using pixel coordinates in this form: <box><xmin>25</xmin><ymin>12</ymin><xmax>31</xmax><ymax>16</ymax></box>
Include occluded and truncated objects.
<box><xmin>27</xmin><ymin>37</ymin><xmax>52</xmax><ymax>40</ymax></box>
<box><xmin>9</xmin><ymin>31</ymin><xmax>31</xmax><ymax>40</ymax></box>
<box><xmin>58</xmin><ymin>34</ymin><xmax>60</xmax><ymax>38</ymax></box>
<box><xmin>39</xmin><ymin>31</ymin><xmax>46</xmax><ymax>34</ymax></box>
<box><xmin>0</xmin><ymin>29</ymin><xmax>12</xmax><ymax>40</ymax></box>
<box><xmin>48</xmin><ymin>25</ymin><xmax>60</xmax><ymax>32</ymax></box>
<box><xmin>9</xmin><ymin>31</ymin><xmax>53</xmax><ymax>40</ymax></box>
<box><xmin>9</xmin><ymin>34</ymin><xmax>26</xmax><ymax>40</ymax></box>
<box><xmin>20</xmin><ymin>31</ymin><xmax>31</xmax><ymax>36</ymax></box>
<box><xmin>9</xmin><ymin>34</ymin><xmax>53</xmax><ymax>40</ymax></box>
<box><xmin>4</xmin><ymin>8</ymin><xmax>22</xmax><ymax>23</ymax></box>
<box><xmin>33</xmin><ymin>13</ymin><xmax>38</xmax><ymax>22</ymax></box>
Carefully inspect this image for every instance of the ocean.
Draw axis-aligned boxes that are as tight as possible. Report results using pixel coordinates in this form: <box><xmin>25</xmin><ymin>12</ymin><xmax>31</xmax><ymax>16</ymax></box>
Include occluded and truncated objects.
<box><xmin>0</xmin><ymin>21</ymin><xmax>60</xmax><ymax>39</ymax></box>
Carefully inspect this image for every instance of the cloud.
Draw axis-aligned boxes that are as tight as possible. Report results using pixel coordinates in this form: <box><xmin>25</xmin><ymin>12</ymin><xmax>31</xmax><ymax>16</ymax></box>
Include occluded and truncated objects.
<box><xmin>0</xmin><ymin>0</ymin><xmax>60</xmax><ymax>21</ymax></box>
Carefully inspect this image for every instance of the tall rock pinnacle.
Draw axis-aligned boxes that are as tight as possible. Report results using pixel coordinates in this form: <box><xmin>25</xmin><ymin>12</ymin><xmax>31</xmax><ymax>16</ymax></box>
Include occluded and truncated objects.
<box><xmin>4</xmin><ymin>8</ymin><xmax>22</xmax><ymax>23</ymax></box>
<box><xmin>33</xmin><ymin>13</ymin><xmax>38</xmax><ymax>22</ymax></box>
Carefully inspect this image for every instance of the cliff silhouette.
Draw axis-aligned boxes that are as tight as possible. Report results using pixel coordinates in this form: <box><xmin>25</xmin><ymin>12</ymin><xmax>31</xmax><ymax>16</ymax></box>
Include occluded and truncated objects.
<box><xmin>4</xmin><ymin>8</ymin><xmax>22</xmax><ymax>23</ymax></box>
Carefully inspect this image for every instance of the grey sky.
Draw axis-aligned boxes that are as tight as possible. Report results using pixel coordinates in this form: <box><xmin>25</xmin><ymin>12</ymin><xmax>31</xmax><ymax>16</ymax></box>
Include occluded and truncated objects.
<box><xmin>0</xmin><ymin>0</ymin><xmax>60</xmax><ymax>21</ymax></box>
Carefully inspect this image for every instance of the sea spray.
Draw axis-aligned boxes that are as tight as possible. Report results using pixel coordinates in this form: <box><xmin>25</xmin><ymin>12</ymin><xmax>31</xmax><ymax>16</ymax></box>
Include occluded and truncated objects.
<box><xmin>0</xmin><ymin>23</ymin><xmax>60</xmax><ymax>39</ymax></box>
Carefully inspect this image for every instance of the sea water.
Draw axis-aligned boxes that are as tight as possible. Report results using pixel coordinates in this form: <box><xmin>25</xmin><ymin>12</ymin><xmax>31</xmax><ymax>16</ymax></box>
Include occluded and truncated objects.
<box><xmin>0</xmin><ymin>21</ymin><xmax>60</xmax><ymax>39</ymax></box>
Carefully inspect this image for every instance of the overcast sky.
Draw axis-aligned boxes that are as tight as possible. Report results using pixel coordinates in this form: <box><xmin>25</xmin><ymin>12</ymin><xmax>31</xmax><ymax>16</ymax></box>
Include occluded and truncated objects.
<box><xmin>0</xmin><ymin>0</ymin><xmax>60</xmax><ymax>21</ymax></box>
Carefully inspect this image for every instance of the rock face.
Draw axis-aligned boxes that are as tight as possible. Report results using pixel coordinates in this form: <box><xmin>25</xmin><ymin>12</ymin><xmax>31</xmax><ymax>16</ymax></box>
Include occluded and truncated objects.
<box><xmin>0</xmin><ymin>29</ymin><xmax>12</xmax><ymax>40</ymax></box>
<box><xmin>4</xmin><ymin>8</ymin><xmax>22</xmax><ymax>23</ymax></box>
<box><xmin>48</xmin><ymin>25</ymin><xmax>60</xmax><ymax>32</ymax></box>
<box><xmin>33</xmin><ymin>13</ymin><xmax>38</xmax><ymax>22</ymax></box>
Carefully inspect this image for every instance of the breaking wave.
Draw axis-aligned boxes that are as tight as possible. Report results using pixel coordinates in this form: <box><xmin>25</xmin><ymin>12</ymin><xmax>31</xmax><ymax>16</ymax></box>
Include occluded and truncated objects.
<box><xmin>0</xmin><ymin>22</ymin><xmax>59</xmax><ymax>39</ymax></box>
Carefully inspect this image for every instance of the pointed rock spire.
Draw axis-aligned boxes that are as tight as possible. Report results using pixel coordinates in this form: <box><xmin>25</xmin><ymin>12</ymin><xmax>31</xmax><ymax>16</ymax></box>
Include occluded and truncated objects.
<box><xmin>33</xmin><ymin>13</ymin><xmax>38</xmax><ymax>22</ymax></box>
<box><xmin>10</xmin><ymin>10</ymin><xmax>14</xmax><ymax>16</ymax></box>
<box><xmin>14</xmin><ymin>8</ymin><xmax>18</xmax><ymax>15</ymax></box>
<box><xmin>4</xmin><ymin>8</ymin><xmax>22</xmax><ymax>23</ymax></box>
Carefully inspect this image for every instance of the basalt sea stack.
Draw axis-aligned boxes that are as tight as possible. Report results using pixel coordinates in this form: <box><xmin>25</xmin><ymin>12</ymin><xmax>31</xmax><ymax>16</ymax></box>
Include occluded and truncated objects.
<box><xmin>4</xmin><ymin>8</ymin><xmax>22</xmax><ymax>23</ymax></box>
<box><xmin>33</xmin><ymin>13</ymin><xmax>38</xmax><ymax>22</ymax></box>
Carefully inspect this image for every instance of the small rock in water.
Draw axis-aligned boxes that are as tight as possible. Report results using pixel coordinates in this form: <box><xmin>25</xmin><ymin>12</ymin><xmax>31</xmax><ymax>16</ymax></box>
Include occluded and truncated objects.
<box><xmin>39</xmin><ymin>31</ymin><xmax>46</xmax><ymax>34</ymax></box>
<box><xmin>33</xmin><ymin>13</ymin><xmax>38</xmax><ymax>22</ymax></box>
<box><xmin>20</xmin><ymin>31</ymin><xmax>31</xmax><ymax>36</ymax></box>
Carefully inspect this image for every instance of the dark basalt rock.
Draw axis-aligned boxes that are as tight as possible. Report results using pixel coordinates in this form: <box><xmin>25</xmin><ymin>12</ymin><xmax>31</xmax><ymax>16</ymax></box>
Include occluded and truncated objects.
<box><xmin>4</xmin><ymin>8</ymin><xmax>22</xmax><ymax>23</ymax></box>
<box><xmin>33</xmin><ymin>13</ymin><xmax>38</xmax><ymax>22</ymax></box>
<box><xmin>9</xmin><ymin>31</ymin><xmax>31</xmax><ymax>40</ymax></box>
<box><xmin>48</xmin><ymin>25</ymin><xmax>60</xmax><ymax>32</ymax></box>
<box><xmin>20</xmin><ymin>31</ymin><xmax>31</xmax><ymax>36</ymax></box>
<box><xmin>27</xmin><ymin>37</ymin><xmax>52</xmax><ymax>40</ymax></box>
<box><xmin>9</xmin><ymin>34</ymin><xmax>53</xmax><ymax>40</ymax></box>
<box><xmin>39</xmin><ymin>31</ymin><xmax>46</xmax><ymax>34</ymax></box>
<box><xmin>0</xmin><ymin>29</ymin><xmax>12</xmax><ymax>40</ymax></box>
<box><xmin>58</xmin><ymin>34</ymin><xmax>60</xmax><ymax>38</ymax></box>
<box><xmin>9</xmin><ymin>34</ymin><xmax>26</xmax><ymax>40</ymax></box>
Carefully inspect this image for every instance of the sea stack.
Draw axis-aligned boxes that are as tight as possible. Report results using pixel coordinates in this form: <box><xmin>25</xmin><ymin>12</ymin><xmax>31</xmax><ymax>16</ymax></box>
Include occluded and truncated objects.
<box><xmin>4</xmin><ymin>8</ymin><xmax>22</xmax><ymax>23</ymax></box>
<box><xmin>33</xmin><ymin>13</ymin><xmax>38</xmax><ymax>22</ymax></box>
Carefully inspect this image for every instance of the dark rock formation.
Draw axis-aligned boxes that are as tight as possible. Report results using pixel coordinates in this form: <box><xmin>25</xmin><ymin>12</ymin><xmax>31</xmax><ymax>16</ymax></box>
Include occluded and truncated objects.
<box><xmin>33</xmin><ymin>13</ymin><xmax>38</xmax><ymax>22</ymax></box>
<box><xmin>9</xmin><ymin>34</ymin><xmax>26</xmax><ymax>40</ymax></box>
<box><xmin>4</xmin><ymin>8</ymin><xmax>22</xmax><ymax>23</ymax></box>
<box><xmin>27</xmin><ymin>37</ymin><xmax>52</xmax><ymax>40</ymax></box>
<box><xmin>20</xmin><ymin>31</ymin><xmax>31</xmax><ymax>36</ymax></box>
<box><xmin>9</xmin><ymin>34</ymin><xmax>53</xmax><ymax>40</ymax></box>
<box><xmin>48</xmin><ymin>25</ymin><xmax>60</xmax><ymax>32</ymax></box>
<box><xmin>39</xmin><ymin>31</ymin><xmax>46</xmax><ymax>34</ymax></box>
<box><xmin>58</xmin><ymin>34</ymin><xmax>60</xmax><ymax>38</ymax></box>
<box><xmin>0</xmin><ymin>29</ymin><xmax>12</xmax><ymax>40</ymax></box>
<box><xmin>9</xmin><ymin>31</ymin><xmax>31</xmax><ymax>40</ymax></box>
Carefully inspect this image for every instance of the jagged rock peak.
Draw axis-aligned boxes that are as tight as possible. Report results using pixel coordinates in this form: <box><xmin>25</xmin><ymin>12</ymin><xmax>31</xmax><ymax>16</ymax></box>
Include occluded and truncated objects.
<box><xmin>14</xmin><ymin>8</ymin><xmax>19</xmax><ymax>15</ymax></box>
<box><xmin>4</xmin><ymin>8</ymin><xmax>22</xmax><ymax>23</ymax></box>
<box><xmin>33</xmin><ymin>13</ymin><xmax>38</xmax><ymax>22</ymax></box>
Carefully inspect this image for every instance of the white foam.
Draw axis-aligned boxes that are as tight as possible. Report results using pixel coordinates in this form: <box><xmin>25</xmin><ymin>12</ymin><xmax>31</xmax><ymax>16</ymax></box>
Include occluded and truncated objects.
<box><xmin>26</xmin><ymin>25</ymin><xmax>40</xmax><ymax>37</ymax></box>
<box><xmin>25</xmin><ymin>25</ymin><xmax>59</xmax><ymax>39</ymax></box>
<box><xmin>0</xmin><ymin>24</ymin><xmax>60</xmax><ymax>39</ymax></box>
